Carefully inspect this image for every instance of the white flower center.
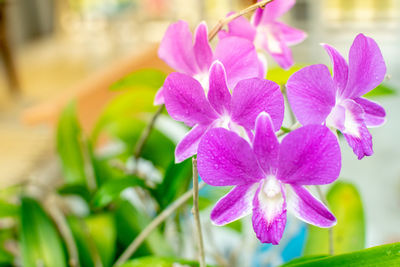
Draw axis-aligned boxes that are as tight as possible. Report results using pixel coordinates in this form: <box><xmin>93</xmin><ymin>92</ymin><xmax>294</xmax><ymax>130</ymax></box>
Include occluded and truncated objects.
<box><xmin>326</xmin><ymin>102</ymin><xmax>361</xmax><ymax>138</ymax></box>
<box><xmin>261</xmin><ymin>175</ymin><xmax>282</xmax><ymax>199</ymax></box>
<box><xmin>214</xmin><ymin>115</ymin><xmax>251</xmax><ymax>143</ymax></box>
<box><xmin>254</xmin><ymin>25</ymin><xmax>282</xmax><ymax>54</ymax></box>
<box><xmin>194</xmin><ymin>72</ymin><xmax>209</xmax><ymax>93</ymax></box>
<box><xmin>258</xmin><ymin>175</ymin><xmax>285</xmax><ymax>222</ymax></box>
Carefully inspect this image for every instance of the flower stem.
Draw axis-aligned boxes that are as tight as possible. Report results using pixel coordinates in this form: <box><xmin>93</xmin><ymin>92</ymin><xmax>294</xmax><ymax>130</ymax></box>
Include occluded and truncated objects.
<box><xmin>208</xmin><ymin>0</ymin><xmax>275</xmax><ymax>41</ymax></box>
<box><xmin>315</xmin><ymin>185</ymin><xmax>334</xmax><ymax>255</ymax></box>
<box><xmin>276</xmin><ymin>121</ymin><xmax>301</xmax><ymax>137</ymax></box>
<box><xmin>133</xmin><ymin>104</ymin><xmax>164</xmax><ymax>160</ymax></box>
<box><xmin>191</xmin><ymin>158</ymin><xmax>206</xmax><ymax>267</ymax></box>
<box><xmin>114</xmin><ymin>181</ymin><xmax>206</xmax><ymax>266</ymax></box>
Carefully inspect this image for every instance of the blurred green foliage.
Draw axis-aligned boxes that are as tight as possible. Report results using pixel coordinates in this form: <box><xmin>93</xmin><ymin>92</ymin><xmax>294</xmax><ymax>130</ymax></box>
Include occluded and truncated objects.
<box><xmin>1</xmin><ymin>67</ymin><xmax>396</xmax><ymax>267</ymax></box>
<box><xmin>20</xmin><ymin>197</ymin><xmax>67</xmax><ymax>267</ymax></box>
<box><xmin>57</xmin><ymin>101</ymin><xmax>87</xmax><ymax>186</ymax></box>
<box><xmin>282</xmin><ymin>242</ymin><xmax>400</xmax><ymax>266</ymax></box>
<box><xmin>304</xmin><ymin>182</ymin><xmax>365</xmax><ymax>255</ymax></box>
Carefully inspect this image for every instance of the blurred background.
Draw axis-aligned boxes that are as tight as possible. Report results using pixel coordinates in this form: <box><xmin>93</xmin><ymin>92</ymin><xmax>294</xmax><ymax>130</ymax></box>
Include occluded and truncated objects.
<box><xmin>0</xmin><ymin>0</ymin><xmax>399</xmax><ymax>266</ymax></box>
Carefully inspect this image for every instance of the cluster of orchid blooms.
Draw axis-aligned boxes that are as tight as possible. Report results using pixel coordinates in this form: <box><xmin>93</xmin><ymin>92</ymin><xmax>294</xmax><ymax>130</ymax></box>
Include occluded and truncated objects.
<box><xmin>155</xmin><ymin>0</ymin><xmax>387</xmax><ymax>245</ymax></box>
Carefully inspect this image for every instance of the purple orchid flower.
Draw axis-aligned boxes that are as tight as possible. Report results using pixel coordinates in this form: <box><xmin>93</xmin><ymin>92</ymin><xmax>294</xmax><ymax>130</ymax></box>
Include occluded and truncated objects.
<box><xmin>156</xmin><ymin>20</ymin><xmax>265</xmax><ymax>105</ymax></box>
<box><xmin>197</xmin><ymin>112</ymin><xmax>341</xmax><ymax>244</ymax></box>
<box><xmin>219</xmin><ymin>0</ymin><xmax>306</xmax><ymax>70</ymax></box>
<box><xmin>163</xmin><ymin>61</ymin><xmax>284</xmax><ymax>163</ymax></box>
<box><xmin>286</xmin><ymin>33</ymin><xmax>387</xmax><ymax>159</ymax></box>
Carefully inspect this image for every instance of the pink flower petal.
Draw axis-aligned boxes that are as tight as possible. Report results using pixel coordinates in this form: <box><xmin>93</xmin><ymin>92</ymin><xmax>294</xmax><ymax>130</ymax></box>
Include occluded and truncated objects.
<box><xmin>268</xmin><ymin>39</ymin><xmax>294</xmax><ymax>70</ymax></box>
<box><xmin>341</xmin><ymin>99</ymin><xmax>373</xmax><ymax>159</ymax></box>
<box><xmin>258</xmin><ymin>53</ymin><xmax>268</xmax><ymax>78</ymax></box>
<box><xmin>277</xmin><ymin>125</ymin><xmax>341</xmax><ymax>185</ymax></box>
<box><xmin>286</xmin><ymin>64</ymin><xmax>337</xmax><ymax>125</ymax></box>
<box><xmin>231</xmin><ymin>78</ymin><xmax>283</xmax><ymax>131</ymax></box>
<box><xmin>214</xmin><ymin>37</ymin><xmax>262</xmax><ymax>89</ymax></box>
<box><xmin>326</xmin><ymin>104</ymin><xmax>346</xmax><ymax>131</ymax></box>
<box><xmin>343</xmin><ymin>33</ymin><xmax>386</xmax><ymax>99</ymax></box>
<box><xmin>253</xmin><ymin>113</ymin><xmax>279</xmax><ymax>175</ymax></box>
<box><xmin>197</xmin><ymin>128</ymin><xmax>264</xmax><ymax>186</ymax></box>
<box><xmin>193</xmin><ymin>22</ymin><xmax>213</xmax><ymax>72</ymax></box>
<box><xmin>252</xmin><ymin>180</ymin><xmax>287</xmax><ymax>244</ymax></box>
<box><xmin>211</xmin><ymin>183</ymin><xmax>258</xmax><ymax>226</ymax></box>
<box><xmin>175</xmin><ymin>124</ymin><xmax>210</xmax><ymax>163</ymax></box>
<box><xmin>287</xmin><ymin>185</ymin><xmax>336</xmax><ymax>227</ymax></box>
<box><xmin>153</xmin><ymin>87</ymin><xmax>165</xmax><ymax>105</ymax></box>
<box><xmin>354</xmin><ymin>97</ymin><xmax>386</xmax><ymax>127</ymax></box>
<box><xmin>223</xmin><ymin>15</ymin><xmax>256</xmax><ymax>41</ymax></box>
<box><xmin>255</xmin><ymin>23</ymin><xmax>294</xmax><ymax>70</ymax></box>
<box><xmin>207</xmin><ymin>61</ymin><xmax>231</xmax><ymax>115</ymax></box>
<box><xmin>276</xmin><ymin>21</ymin><xmax>307</xmax><ymax>46</ymax></box>
<box><xmin>163</xmin><ymin>73</ymin><xmax>217</xmax><ymax>126</ymax></box>
<box><xmin>158</xmin><ymin>20</ymin><xmax>198</xmax><ymax>75</ymax></box>
<box><xmin>322</xmin><ymin>43</ymin><xmax>349</xmax><ymax>93</ymax></box>
<box><xmin>256</xmin><ymin>0</ymin><xmax>296</xmax><ymax>25</ymax></box>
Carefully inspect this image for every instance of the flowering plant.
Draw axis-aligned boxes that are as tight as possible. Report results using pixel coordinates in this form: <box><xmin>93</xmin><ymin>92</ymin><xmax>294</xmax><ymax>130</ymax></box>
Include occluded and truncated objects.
<box><xmin>8</xmin><ymin>1</ymin><xmax>398</xmax><ymax>267</ymax></box>
<box><xmin>159</xmin><ymin>0</ymin><xmax>387</xmax><ymax>248</ymax></box>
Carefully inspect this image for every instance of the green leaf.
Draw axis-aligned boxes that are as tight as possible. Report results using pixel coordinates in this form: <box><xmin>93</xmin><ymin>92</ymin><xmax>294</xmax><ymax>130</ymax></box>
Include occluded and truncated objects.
<box><xmin>110</xmin><ymin>69</ymin><xmax>166</xmax><ymax>91</ymax></box>
<box><xmin>20</xmin><ymin>197</ymin><xmax>67</xmax><ymax>267</ymax></box>
<box><xmin>58</xmin><ymin>184</ymin><xmax>92</xmax><ymax>203</ymax></box>
<box><xmin>92</xmin><ymin>176</ymin><xmax>146</xmax><ymax>208</ymax></box>
<box><xmin>119</xmin><ymin>256</ymin><xmax>206</xmax><ymax>267</ymax></box>
<box><xmin>281</xmin><ymin>255</ymin><xmax>329</xmax><ymax>266</ymax></box>
<box><xmin>92</xmin><ymin>88</ymin><xmax>157</xmax><ymax>143</ymax></box>
<box><xmin>155</xmin><ymin>159</ymin><xmax>192</xmax><ymax>209</ymax></box>
<box><xmin>282</xmin><ymin>242</ymin><xmax>400</xmax><ymax>267</ymax></box>
<box><xmin>0</xmin><ymin>199</ymin><xmax>19</xmax><ymax>218</ymax></box>
<box><xmin>0</xmin><ymin>249</ymin><xmax>13</xmax><ymax>266</ymax></box>
<box><xmin>68</xmin><ymin>216</ymin><xmax>95</xmax><ymax>267</ymax></box>
<box><xmin>57</xmin><ymin>102</ymin><xmax>86</xmax><ymax>185</ymax></box>
<box><xmin>364</xmin><ymin>83</ymin><xmax>396</xmax><ymax>98</ymax></box>
<box><xmin>68</xmin><ymin>213</ymin><xmax>117</xmax><ymax>267</ymax></box>
<box><xmin>115</xmin><ymin>201</ymin><xmax>173</xmax><ymax>257</ymax></box>
<box><xmin>267</xmin><ymin>65</ymin><xmax>307</xmax><ymax>86</ymax></box>
<box><xmin>103</xmin><ymin>117</ymin><xmax>176</xmax><ymax>169</ymax></box>
<box><xmin>304</xmin><ymin>182</ymin><xmax>365</xmax><ymax>255</ymax></box>
<box><xmin>85</xmin><ymin>214</ymin><xmax>117</xmax><ymax>267</ymax></box>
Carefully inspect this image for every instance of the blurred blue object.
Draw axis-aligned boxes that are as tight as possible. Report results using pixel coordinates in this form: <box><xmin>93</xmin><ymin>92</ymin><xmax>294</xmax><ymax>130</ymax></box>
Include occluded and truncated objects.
<box><xmin>252</xmin><ymin>217</ymin><xmax>307</xmax><ymax>267</ymax></box>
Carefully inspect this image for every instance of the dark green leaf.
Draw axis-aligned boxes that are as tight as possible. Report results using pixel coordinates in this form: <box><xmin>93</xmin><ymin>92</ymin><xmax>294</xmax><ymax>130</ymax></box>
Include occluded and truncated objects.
<box><xmin>364</xmin><ymin>83</ymin><xmax>396</xmax><ymax>98</ymax></box>
<box><xmin>68</xmin><ymin>213</ymin><xmax>117</xmax><ymax>267</ymax></box>
<box><xmin>20</xmin><ymin>197</ymin><xmax>67</xmax><ymax>267</ymax></box>
<box><xmin>156</xmin><ymin>159</ymin><xmax>192</xmax><ymax>209</ymax></box>
<box><xmin>304</xmin><ymin>182</ymin><xmax>365</xmax><ymax>255</ymax></box>
<box><xmin>282</xmin><ymin>242</ymin><xmax>400</xmax><ymax>267</ymax></box>
<box><xmin>92</xmin><ymin>177</ymin><xmax>146</xmax><ymax>208</ymax></box>
<box><xmin>58</xmin><ymin>184</ymin><xmax>92</xmax><ymax>203</ymax></box>
<box><xmin>115</xmin><ymin>201</ymin><xmax>173</xmax><ymax>257</ymax></box>
<box><xmin>68</xmin><ymin>216</ymin><xmax>93</xmax><ymax>267</ymax></box>
<box><xmin>110</xmin><ymin>69</ymin><xmax>166</xmax><ymax>91</ymax></box>
<box><xmin>57</xmin><ymin>102</ymin><xmax>86</xmax><ymax>185</ymax></box>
